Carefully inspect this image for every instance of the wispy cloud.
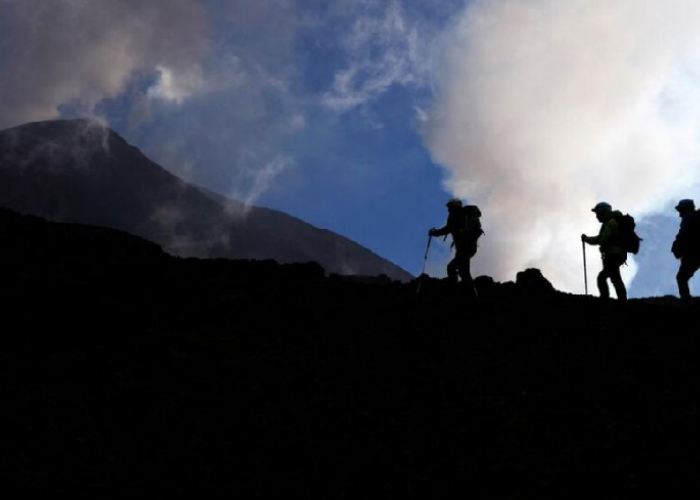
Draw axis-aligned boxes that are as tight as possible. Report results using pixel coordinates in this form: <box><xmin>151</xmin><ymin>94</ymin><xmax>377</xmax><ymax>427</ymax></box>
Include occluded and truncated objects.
<box><xmin>321</xmin><ymin>0</ymin><xmax>425</xmax><ymax>112</ymax></box>
<box><xmin>234</xmin><ymin>156</ymin><xmax>294</xmax><ymax>207</ymax></box>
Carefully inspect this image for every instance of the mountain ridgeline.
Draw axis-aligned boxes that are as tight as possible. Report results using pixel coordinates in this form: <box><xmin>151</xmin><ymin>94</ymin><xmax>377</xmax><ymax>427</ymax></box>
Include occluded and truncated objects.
<box><xmin>2</xmin><ymin>205</ymin><xmax>700</xmax><ymax>497</ymax></box>
<box><xmin>0</xmin><ymin>118</ymin><xmax>412</xmax><ymax>281</ymax></box>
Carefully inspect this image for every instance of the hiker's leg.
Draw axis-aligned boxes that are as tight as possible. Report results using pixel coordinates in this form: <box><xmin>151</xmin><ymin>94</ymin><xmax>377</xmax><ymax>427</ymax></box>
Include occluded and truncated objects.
<box><xmin>608</xmin><ymin>255</ymin><xmax>627</xmax><ymax>302</ymax></box>
<box><xmin>458</xmin><ymin>258</ymin><xmax>478</xmax><ymax>299</ymax></box>
<box><xmin>456</xmin><ymin>252</ymin><xmax>471</xmax><ymax>282</ymax></box>
<box><xmin>677</xmin><ymin>266</ymin><xmax>691</xmax><ymax>301</ymax></box>
<box><xmin>597</xmin><ymin>271</ymin><xmax>610</xmax><ymax>299</ymax></box>
<box><xmin>677</xmin><ymin>274</ymin><xmax>691</xmax><ymax>302</ymax></box>
<box><xmin>611</xmin><ymin>272</ymin><xmax>627</xmax><ymax>301</ymax></box>
<box><xmin>690</xmin><ymin>260</ymin><xmax>700</xmax><ymax>299</ymax></box>
<box><xmin>446</xmin><ymin>258</ymin><xmax>459</xmax><ymax>285</ymax></box>
<box><xmin>677</xmin><ymin>258</ymin><xmax>697</xmax><ymax>301</ymax></box>
<box><xmin>456</xmin><ymin>245</ymin><xmax>478</xmax><ymax>299</ymax></box>
<box><xmin>598</xmin><ymin>254</ymin><xmax>627</xmax><ymax>301</ymax></box>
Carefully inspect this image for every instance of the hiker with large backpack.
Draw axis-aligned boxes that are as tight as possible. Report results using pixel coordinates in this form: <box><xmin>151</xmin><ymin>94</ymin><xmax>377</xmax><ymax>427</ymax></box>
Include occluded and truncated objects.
<box><xmin>428</xmin><ymin>198</ymin><xmax>483</xmax><ymax>299</ymax></box>
<box><xmin>671</xmin><ymin>199</ymin><xmax>700</xmax><ymax>303</ymax></box>
<box><xmin>581</xmin><ymin>201</ymin><xmax>628</xmax><ymax>302</ymax></box>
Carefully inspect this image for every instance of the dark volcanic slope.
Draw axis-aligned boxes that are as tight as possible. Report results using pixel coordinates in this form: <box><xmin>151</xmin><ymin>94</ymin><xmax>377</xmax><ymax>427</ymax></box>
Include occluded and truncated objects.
<box><xmin>2</xmin><ymin>208</ymin><xmax>700</xmax><ymax>498</ymax></box>
<box><xmin>0</xmin><ymin>118</ymin><xmax>412</xmax><ymax>281</ymax></box>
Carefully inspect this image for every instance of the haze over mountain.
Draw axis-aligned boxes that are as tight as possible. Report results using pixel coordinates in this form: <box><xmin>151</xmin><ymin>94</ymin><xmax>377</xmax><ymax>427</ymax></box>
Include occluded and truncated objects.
<box><xmin>0</xmin><ymin>118</ymin><xmax>412</xmax><ymax>281</ymax></box>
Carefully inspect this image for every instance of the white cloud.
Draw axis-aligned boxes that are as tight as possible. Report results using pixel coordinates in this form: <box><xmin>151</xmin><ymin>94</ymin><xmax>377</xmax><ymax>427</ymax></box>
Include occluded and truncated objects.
<box><xmin>422</xmin><ymin>0</ymin><xmax>700</xmax><ymax>294</ymax></box>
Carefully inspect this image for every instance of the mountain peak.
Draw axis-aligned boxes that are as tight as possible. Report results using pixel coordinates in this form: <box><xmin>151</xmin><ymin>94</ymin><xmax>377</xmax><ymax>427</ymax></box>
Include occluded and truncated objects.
<box><xmin>0</xmin><ymin>118</ymin><xmax>413</xmax><ymax>281</ymax></box>
<box><xmin>3</xmin><ymin>117</ymin><xmax>115</xmax><ymax>145</ymax></box>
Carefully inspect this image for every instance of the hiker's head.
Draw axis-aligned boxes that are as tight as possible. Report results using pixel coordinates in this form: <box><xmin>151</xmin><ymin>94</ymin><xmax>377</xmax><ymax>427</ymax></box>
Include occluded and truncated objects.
<box><xmin>446</xmin><ymin>198</ymin><xmax>463</xmax><ymax>212</ymax></box>
<box><xmin>591</xmin><ymin>201</ymin><xmax>612</xmax><ymax>221</ymax></box>
<box><xmin>675</xmin><ymin>199</ymin><xmax>695</xmax><ymax>214</ymax></box>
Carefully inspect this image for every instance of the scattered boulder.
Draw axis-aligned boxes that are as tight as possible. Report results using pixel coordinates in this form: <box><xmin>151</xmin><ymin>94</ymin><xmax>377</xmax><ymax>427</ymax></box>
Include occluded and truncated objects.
<box><xmin>515</xmin><ymin>268</ymin><xmax>556</xmax><ymax>296</ymax></box>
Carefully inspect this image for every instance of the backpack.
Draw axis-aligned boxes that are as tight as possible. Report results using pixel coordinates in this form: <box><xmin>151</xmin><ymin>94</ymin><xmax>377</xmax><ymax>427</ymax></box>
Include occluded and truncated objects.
<box><xmin>614</xmin><ymin>212</ymin><xmax>642</xmax><ymax>254</ymax></box>
<box><xmin>463</xmin><ymin>205</ymin><xmax>484</xmax><ymax>242</ymax></box>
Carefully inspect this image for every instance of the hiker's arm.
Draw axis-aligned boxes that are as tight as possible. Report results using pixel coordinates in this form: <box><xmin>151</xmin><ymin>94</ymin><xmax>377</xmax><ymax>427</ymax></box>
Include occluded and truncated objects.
<box><xmin>584</xmin><ymin>220</ymin><xmax>615</xmax><ymax>246</ymax></box>
<box><xmin>430</xmin><ymin>225</ymin><xmax>450</xmax><ymax>237</ymax></box>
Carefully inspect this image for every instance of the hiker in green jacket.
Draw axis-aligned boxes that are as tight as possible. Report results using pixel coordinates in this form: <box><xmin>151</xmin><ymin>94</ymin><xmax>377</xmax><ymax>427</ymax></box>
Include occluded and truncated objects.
<box><xmin>581</xmin><ymin>201</ymin><xmax>628</xmax><ymax>301</ymax></box>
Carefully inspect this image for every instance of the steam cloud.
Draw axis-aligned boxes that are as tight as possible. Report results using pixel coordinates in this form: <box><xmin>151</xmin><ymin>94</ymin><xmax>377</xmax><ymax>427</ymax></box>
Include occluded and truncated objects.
<box><xmin>0</xmin><ymin>0</ymin><xmax>209</xmax><ymax>129</ymax></box>
<box><xmin>423</xmin><ymin>0</ymin><xmax>700</xmax><ymax>294</ymax></box>
<box><xmin>0</xmin><ymin>0</ymin><xmax>306</xmax><ymax>207</ymax></box>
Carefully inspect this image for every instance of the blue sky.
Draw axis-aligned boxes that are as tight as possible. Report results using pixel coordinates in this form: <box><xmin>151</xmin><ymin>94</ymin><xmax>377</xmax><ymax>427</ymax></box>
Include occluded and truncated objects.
<box><xmin>3</xmin><ymin>0</ymin><xmax>700</xmax><ymax>298</ymax></box>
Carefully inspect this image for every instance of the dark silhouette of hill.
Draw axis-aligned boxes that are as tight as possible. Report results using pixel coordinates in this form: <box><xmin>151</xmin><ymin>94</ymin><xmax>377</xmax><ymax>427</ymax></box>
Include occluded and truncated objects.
<box><xmin>2</xmin><ymin>207</ymin><xmax>700</xmax><ymax>498</ymax></box>
<box><xmin>0</xmin><ymin>118</ymin><xmax>412</xmax><ymax>281</ymax></box>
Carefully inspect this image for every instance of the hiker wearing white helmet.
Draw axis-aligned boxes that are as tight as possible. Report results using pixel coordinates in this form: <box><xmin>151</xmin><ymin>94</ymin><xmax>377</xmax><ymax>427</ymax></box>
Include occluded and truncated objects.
<box><xmin>671</xmin><ymin>199</ymin><xmax>700</xmax><ymax>303</ymax></box>
<box><xmin>581</xmin><ymin>201</ymin><xmax>628</xmax><ymax>301</ymax></box>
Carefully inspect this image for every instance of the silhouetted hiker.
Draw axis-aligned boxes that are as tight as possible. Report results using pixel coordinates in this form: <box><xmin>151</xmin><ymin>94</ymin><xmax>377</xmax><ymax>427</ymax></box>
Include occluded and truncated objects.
<box><xmin>671</xmin><ymin>199</ymin><xmax>700</xmax><ymax>303</ymax></box>
<box><xmin>581</xmin><ymin>201</ymin><xmax>628</xmax><ymax>302</ymax></box>
<box><xmin>429</xmin><ymin>198</ymin><xmax>482</xmax><ymax>299</ymax></box>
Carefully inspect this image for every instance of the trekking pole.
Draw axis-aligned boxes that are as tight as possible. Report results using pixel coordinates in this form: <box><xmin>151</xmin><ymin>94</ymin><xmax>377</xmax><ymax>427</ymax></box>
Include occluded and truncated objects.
<box><xmin>416</xmin><ymin>235</ymin><xmax>432</xmax><ymax>294</ymax></box>
<box><xmin>582</xmin><ymin>240</ymin><xmax>588</xmax><ymax>295</ymax></box>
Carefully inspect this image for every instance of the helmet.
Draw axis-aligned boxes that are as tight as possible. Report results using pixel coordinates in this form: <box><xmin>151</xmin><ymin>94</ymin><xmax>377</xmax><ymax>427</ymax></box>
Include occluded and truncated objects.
<box><xmin>591</xmin><ymin>201</ymin><xmax>612</xmax><ymax>213</ymax></box>
<box><xmin>675</xmin><ymin>199</ymin><xmax>695</xmax><ymax>212</ymax></box>
<box><xmin>446</xmin><ymin>198</ymin><xmax>463</xmax><ymax>209</ymax></box>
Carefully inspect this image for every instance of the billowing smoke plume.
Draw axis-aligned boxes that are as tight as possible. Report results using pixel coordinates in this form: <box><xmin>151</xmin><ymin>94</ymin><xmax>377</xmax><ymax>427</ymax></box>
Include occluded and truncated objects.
<box><xmin>0</xmin><ymin>0</ymin><xmax>307</xmax><ymax>207</ymax></box>
<box><xmin>423</xmin><ymin>0</ymin><xmax>700</xmax><ymax>293</ymax></box>
<box><xmin>0</xmin><ymin>0</ymin><xmax>209</xmax><ymax>129</ymax></box>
